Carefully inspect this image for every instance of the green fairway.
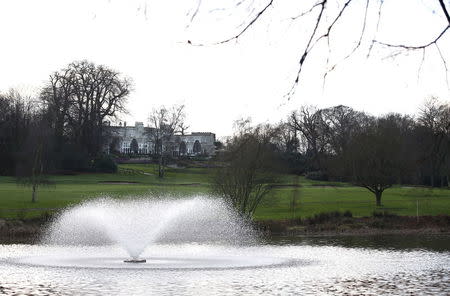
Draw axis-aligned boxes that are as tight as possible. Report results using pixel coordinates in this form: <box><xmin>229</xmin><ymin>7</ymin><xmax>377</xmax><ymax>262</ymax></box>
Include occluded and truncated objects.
<box><xmin>0</xmin><ymin>163</ymin><xmax>448</xmax><ymax>220</ymax></box>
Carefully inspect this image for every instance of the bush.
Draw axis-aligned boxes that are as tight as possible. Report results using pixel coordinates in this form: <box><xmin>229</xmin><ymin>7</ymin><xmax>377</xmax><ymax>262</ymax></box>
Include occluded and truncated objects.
<box><xmin>307</xmin><ymin>211</ymin><xmax>342</xmax><ymax>224</ymax></box>
<box><xmin>343</xmin><ymin>210</ymin><xmax>353</xmax><ymax>218</ymax></box>
<box><xmin>91</xmin><ymin>154</ymin><xmax>118</xmax><ymax>173</ymax></box>
<box><xmin>305</xmin><ymin>171</ymin><xmax>328</xmax><ymax>181</ymax></box>
<box><xmin>372</xmin><ymin>211</ymin><xmax>398</xmax><ymax>218</ymax></box>
<box><xmin>39</xmin><ymin>211</ymin><xmax>55</xmax><ymax>222</ymax></box>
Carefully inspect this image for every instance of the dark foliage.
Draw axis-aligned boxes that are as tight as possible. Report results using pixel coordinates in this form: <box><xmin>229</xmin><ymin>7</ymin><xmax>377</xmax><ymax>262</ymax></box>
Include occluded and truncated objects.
<box><xmin>305</xmin><ymin>171</ymin><xmax>328</xmax><ymax>181</ymax></box>
<box><xmin>41</xmin><ymin>60</ymin><xmax>131</xmax><ymax>162</ymax></box>
<box><xmin>91</xmin><ymin>154</ymin><xmax>118</xmax><ymax>173</ymax></box>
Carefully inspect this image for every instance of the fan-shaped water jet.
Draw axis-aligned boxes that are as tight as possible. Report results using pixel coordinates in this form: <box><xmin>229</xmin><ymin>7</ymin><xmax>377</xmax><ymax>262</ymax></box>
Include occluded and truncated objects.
<box><xmin>42</xmin><ymin>196</ymin><xmax>257</xmax><ymax>265</ymax></box>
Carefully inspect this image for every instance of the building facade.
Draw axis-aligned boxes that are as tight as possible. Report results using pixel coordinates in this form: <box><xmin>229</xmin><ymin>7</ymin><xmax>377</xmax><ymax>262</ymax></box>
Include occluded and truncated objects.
<box><xmin>104</xmin><ymin>121</ymin><xmax>216</xmax><ymax>156</ymax></box>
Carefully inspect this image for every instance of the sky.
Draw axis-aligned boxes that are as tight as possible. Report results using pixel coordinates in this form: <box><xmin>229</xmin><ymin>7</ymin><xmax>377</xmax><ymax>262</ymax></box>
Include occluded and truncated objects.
<box><xmin>0</xmin><ymin>0</ymin><xmax>449</xmax><ymax>137</ymax></box>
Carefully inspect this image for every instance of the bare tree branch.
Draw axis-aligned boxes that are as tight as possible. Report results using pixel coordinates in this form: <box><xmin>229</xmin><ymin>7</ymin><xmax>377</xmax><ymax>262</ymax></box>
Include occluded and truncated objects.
<box><xmin>188</xmin><ymin>0</ymin><xmax>450</xmax><ymax>97</ymax></box>
<box><xmin>291</xmin><ymin>1</ymin><xmax>324</xmax><ymax>21</ymax></box>
<box><xmin>186</xmin><ymin>0</ymin><xmax>202</xmax><ymax>29</ymax></box>
<box><xmin>372</xmin><ymin>24</ymin><xmax>449</xmax><ymax>88</ymax></box>
<box><xmin>438</xmin><ymin>0</ymin><xmax>450</xmax><ymax>24</ymax></box>
<box><xmin>323</xmin><ymin>0</ymin><xmax>369</xmax><ymax>87</ymax></box>
<box><xmin>216</xmin><ymin>0</ymin><xmax>273</xmax><ymax>45</ymax></box>
<box><xmin>189</xmin><ymin>0</ymin><xmax>274</xmax><ymax>46</ymax></box>
<box><xmin>285</xmin><ymin>0</ymin><xmax>327</xmax><ymax>99</ymax></box>
<box><xmin>435</xmin><ymin>43</ymin><xmax>449</xmax><ymax>87</ymax></box>
<box><xmin>373</xmin><ymin>25</ymin><xmax>450</xmax><ymax>50</ymax></box>
<box><xmin>417</xmin><ymin>48</ymin><xmax>426</xmax><ymax>83</ymax></box>
<box><xmin>367</xmin><ymin>0</ymin><xmax>385</xmax><ymax>57</ymax></box>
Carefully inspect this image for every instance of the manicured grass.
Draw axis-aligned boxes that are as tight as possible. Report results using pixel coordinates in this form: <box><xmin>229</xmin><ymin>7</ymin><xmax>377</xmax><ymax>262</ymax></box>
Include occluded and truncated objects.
<box><xmin>0</xmin><ymin>164</ymin><xmax>212</xmax><ymax>219</ymax></box>
<box><xmin>0</xmin><ymin>163</ymin><xmax>448</xmax><ymax>220</ymax></box>
<box><xmin>257</xmin><ymin>183</ymin><xmax>450</xmax><ymax>220</ymax></box>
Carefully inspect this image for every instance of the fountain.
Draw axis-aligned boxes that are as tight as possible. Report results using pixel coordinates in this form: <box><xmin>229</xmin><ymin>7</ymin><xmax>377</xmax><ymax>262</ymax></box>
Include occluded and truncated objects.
<box><xmin>41</xmin><ymin>196</ymin><xmax>259</xmax><ymax>266</ymax></box>
<box><xmin>124</xmin><ymin>258</ymin><xmax>146</xmax><ymax>263</ymax></box>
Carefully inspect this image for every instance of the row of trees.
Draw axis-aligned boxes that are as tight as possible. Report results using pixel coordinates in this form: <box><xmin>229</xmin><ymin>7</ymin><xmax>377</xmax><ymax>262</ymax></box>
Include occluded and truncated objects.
<box><xmin>0</xmin><ymin>61</ymin><xmax>131</xmax><ymax>201</ymax></box>
<box><xmin>289</xmin><ymin>100</ymin><xmax>449</xmax><ymax>190</ymax></box>
<box><xmin>215</xmin><ymin>98</ymin><xmax>449</xmax><ymax>216</ymax></box>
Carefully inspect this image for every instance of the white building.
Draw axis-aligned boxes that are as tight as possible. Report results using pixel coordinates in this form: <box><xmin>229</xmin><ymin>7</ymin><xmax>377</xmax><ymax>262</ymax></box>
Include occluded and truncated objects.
<box><xmin>104</xmin><ymin>121</ymin><xmax>216</xmax><ymax>156</ymax></box>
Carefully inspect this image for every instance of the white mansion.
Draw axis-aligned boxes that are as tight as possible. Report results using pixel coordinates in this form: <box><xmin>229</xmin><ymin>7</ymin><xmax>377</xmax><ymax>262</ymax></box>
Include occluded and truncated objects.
<box><xmin>104</xmin><ymin>121</ymin><xmax>216</xmax><ymax>156</ymax></box>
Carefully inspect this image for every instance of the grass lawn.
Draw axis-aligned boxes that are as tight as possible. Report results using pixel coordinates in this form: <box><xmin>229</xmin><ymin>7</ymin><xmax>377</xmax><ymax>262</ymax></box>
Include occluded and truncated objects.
<box><xmin>0</xmin><ymin>163</ymin><xmax>448</xmax><ymax>220</ymax></box>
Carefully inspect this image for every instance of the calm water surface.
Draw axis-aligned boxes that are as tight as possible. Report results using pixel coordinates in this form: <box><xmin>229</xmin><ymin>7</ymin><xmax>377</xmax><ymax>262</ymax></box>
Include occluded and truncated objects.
<box><xmin>1</xmin><ymin>235</ymin><xmax>449</xmax><ymax>295</ymax></box>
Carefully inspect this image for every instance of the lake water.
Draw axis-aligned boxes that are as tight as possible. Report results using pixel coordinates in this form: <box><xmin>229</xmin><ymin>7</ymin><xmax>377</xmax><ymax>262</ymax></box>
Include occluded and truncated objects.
<box><xmin>1</xmin><ymin>235</ymin><xmax>449</xmax><ymax>295</ymax></box>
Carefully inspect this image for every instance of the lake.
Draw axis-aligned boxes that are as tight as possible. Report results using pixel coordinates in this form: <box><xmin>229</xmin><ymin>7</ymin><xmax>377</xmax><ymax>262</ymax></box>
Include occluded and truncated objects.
<box><xmin>1</xmin><ymin>234</ymin><xmax>449</xmax><ymax>295</ymax></box>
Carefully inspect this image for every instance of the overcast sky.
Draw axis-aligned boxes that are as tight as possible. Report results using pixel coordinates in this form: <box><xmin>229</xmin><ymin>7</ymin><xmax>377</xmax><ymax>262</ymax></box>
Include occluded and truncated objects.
<box><xmin>0</xmin><ymin>0</ymin><xmax>449</xmax><ymax>137</ymax></box>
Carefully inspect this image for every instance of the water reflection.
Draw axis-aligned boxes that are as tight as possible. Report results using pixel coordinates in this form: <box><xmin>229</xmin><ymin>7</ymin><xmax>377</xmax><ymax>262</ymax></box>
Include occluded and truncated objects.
<box><xmin>270</xmin><ymin>234</ymin><xmax>450</xmax><ymax>252</ymax></box>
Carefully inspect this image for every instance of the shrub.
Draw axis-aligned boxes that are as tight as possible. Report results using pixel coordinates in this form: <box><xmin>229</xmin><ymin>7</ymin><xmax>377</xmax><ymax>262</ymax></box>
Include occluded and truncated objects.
<box><xmin>343</xmin><ymin>210</ymin><xmax>353</xmax><ymax>218</ymax></box>
<box><xmin>39</xmin><ymin>211</ymin><xmax>54</xmax><ymax>222</ymax></box>
<box><xmin>91</xmin><ymin>154</ymin><xmax>118</xmax><ymax>173</ymax></box>
<box><xmin>308</xmin><ymin>211</ymin><xmax>343</xmax><ymax>224</ymax></box>
<box><xmin>371</xmin><ymin>220</ymin><xmax>385</xmax><ymax>228</ymax></box>
<box><xmin>305</xmin><ymin>171</ymin><xmax>328</xmax><ymax>181</ymax></box>
<box><xmin>372</xmin><ymin>210</ymin><xmax>398</xmax><ymax>218</ymax></box>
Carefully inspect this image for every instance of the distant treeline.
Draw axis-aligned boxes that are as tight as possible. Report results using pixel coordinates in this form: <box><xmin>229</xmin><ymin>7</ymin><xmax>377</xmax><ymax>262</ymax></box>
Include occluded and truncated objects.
<box><xmin>0</xmin><ymin>60</ymin><xmax>130</xmax><ymax>176</ymax></box>
<box><xmin>261</xmin><ymin>101</ymin><xmax>449</xmax><ymax>188</ymax></box>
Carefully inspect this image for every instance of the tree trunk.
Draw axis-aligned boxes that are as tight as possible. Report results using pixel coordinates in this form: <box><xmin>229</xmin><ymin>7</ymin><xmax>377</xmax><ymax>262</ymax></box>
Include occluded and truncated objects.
<box><xmin>375</xmin><ymin>190</ymin><xmax>382</xmax><ymax>207</ymax></box>
<box><xmin>158</xmin><ymin>154</ymin><xmax>164</xmax><ymax>178</ymax></box>
<box><xmin>32</xmin><ymin>183</ymin><xmax>37</xmax><ymax>203</ymax></box>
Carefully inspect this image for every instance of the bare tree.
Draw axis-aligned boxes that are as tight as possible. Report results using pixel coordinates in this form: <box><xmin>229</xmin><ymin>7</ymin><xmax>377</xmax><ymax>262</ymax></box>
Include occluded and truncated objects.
<box><xmin>417</xmin><ymin>97</ymin><xmax>450</xmax><ymax>187</ymax></box>
<box><xmin>147</xmin><ymin>105</ymin><xmax>186</xmax><ymax>178</ymax></box>
<box><xmin>271</xmin><ymin>122</ymin><xmax>299</xmax><ymax>154</ymax></box>
<box><xmin>345</xmin><ymin>114</ymin><xmax>415</xmax><ymax>206</ymax></box>
<box><xmin>320</xmin><ymin>105</ymin><xmax>368</xmax><ymax>156</ymax></box>
<box><xmin>41</xmin><ymin>60</ymin><xmax>131</xmax><ymax>158</ymax></box>
<box><xmin>14</xmin><ymin>101</ymin><xmax>53</xmax><ymax>203</ymax></box>
<box><xmin>289</xmin><ymin>106</ymin><xmax>329</xmax><ymax>171</ymax></box>
<box><xmin>0</xmin><ymin>90</ymin><xmax>35</xmax><ymax>175</ymax></box>
<box><xmin>320</xmin><ymin>105</ymin><xmax>371</xmax><ymax>178</ymax></box>
<box><xmin>214</xmin><ymin>123</ymin><xmax>279</xmax><ymax>219</ymax></box>
<box><xmin>40</xmin><ymin>67</ymin><xmax>75</xmax><ymax>152</ymax></box>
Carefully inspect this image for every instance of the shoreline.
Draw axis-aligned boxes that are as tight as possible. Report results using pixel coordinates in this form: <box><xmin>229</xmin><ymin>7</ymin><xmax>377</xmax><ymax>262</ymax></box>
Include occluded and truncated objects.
<box><xmin>256</xmin><ymin>215</ymin><xmax>450</xmax><ymax>237</ymax></box>
<box><xmin>1</xmin><ymin>215</ymin><xmax>449</xmax><ymax>243</ymax></box>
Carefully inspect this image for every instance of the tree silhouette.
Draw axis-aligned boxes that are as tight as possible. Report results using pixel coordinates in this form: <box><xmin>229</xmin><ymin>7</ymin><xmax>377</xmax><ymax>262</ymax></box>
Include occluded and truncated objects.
<box><xmin>148</xmin><ymin>105</ymin><xmax>186</xmax><ymax>178</ymax></box>
<box><xmin>193</xmin><ymin>140</ymin><xmax>202</xmax><ymax>154</ymax></box>
<box><xmin>130</xmin><ymin>139</ymin><xmax>139</xmax><ymax>154</ymax></box>
<box><xmin>179</xmin><ymin>141</ymin><xmax>187</xmax><ymax>155</ymax></box>
<box><xmin>41</xmin><ymin>60</ymin><xmax>131</xmax><ymax>158</ymax></box>
<box><xmin>214</xmin><ymin>124</ymin><xmax>279</xmax><ymax>218</ymax></box>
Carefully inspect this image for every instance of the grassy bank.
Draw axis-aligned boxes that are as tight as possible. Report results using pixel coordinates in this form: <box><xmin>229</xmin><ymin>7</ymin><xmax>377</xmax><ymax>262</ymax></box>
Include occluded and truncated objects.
<box><xmin>0</xmin><ymin>163</ymin><xmax>449</xmax><ymax>220</ymax></box>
